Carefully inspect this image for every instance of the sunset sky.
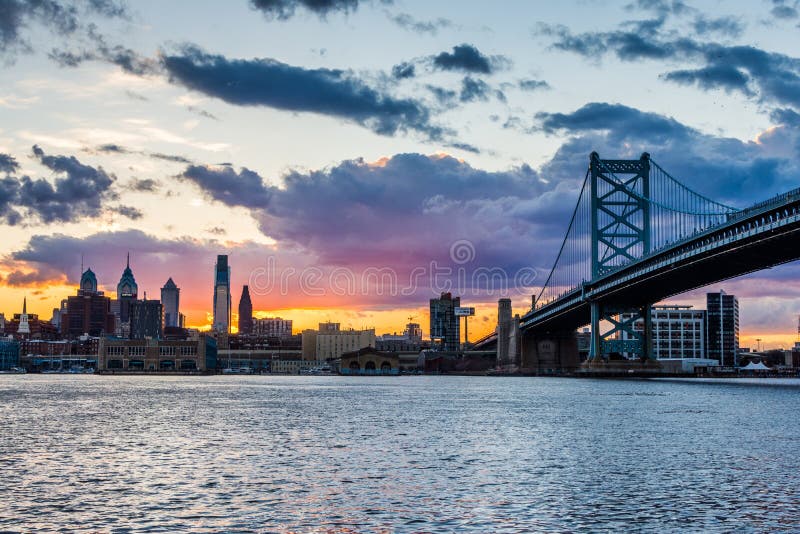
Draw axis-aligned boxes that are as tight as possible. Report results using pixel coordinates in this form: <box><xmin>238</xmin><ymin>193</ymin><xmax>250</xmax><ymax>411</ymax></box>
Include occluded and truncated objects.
<box><xmin>2</xmin><ymin>0</ymin><xmax>800</xmax><ymax>348</ymax></box>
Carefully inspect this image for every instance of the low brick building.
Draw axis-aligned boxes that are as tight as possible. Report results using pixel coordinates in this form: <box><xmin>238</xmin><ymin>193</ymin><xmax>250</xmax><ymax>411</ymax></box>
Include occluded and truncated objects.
<box><xmin>98</xmin><ymin>335</ymin><xmax>217</xmax><ymax>372</ymax></box>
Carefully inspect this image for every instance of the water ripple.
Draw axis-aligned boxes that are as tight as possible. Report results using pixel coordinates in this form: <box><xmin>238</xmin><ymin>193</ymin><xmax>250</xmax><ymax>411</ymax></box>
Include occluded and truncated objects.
<box><xmin>1</xmin><ymin>375</ymin><xmax>799</xmax><ymax>532</ymax></box>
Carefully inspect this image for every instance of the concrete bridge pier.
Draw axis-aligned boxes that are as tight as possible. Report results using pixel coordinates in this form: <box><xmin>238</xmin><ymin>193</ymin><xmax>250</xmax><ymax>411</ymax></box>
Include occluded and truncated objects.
<box><xmin>519</xmin><ymin>329</ymin><xmax>580</xmax><ymax>374</ymax></box>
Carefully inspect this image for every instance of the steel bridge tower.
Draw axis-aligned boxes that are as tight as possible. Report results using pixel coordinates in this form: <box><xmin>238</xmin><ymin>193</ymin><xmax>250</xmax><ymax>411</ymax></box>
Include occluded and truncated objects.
<box><xmin>588</xmin><ymin>152</ymin><xmax>653</xmax><ymax>361</ymax></box>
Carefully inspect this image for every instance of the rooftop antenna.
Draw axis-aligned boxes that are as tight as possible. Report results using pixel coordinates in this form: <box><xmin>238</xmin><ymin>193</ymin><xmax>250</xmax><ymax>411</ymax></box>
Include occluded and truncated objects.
<box><xmin>80</xmin><ymin>253</ymin><xmax>84</xmax><ymax>276</ymax></box>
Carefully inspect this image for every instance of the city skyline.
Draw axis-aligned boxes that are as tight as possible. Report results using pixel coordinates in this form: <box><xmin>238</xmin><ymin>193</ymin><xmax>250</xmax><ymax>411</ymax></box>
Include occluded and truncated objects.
<box><xmin>2</xmin><ymin>1</ymin><xmax>800</xmax><ymax>347</ymax></box>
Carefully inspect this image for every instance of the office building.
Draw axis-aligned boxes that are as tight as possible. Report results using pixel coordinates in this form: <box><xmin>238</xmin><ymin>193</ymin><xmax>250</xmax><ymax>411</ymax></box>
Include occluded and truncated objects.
<box><xmin>116</xmin><ymin>253</ymin><xmax>138</xmax><ymax>324</ymax></box>
<box><xmin>61</xmin><ymin>269</ymin><xmax>116</xmax><ymax>338</ymax></box>
<box><xmin>213</xmin><ymin>255</ymin><xmax>231</xmax><ymax>333</ymax></box>
<box><xmin>252</xmin><ymin>317</ymin><xmax>293</xmax><ymax>338</ymax></box>
<box><xmin>161</xmin><ymin>278</ymin><xmax>180</xmax><ymax>328</ymax></box>
<box><xmin>430</xmin><ymin>292</ymin><xmax>460</xmax><ymax>352</ymax></box>
<box><xmin>238</xmin><ymin>285</ymin><xmax>253</xmax><ymax>334</ymax></box>
<box><xmin>620</xmin><ymin>305</ymin><xmax>706</xmax><ymax>360</ymax></box>
<box><xmin>98</xmin><ymin>335</ymin><xmax>217</xmax><ymax>372</ymax></box>
<box><xmin>301</xmin><ymin>322</ymin><xmax>376</xmax><ymax>360</ymax></box>
<box><xmin>405</xmin><ymin>322</ymin><xmax>422</xmax><ymax>343</ymax></box>
<box><xmin>0</xmin><ymin>338</ymin><xmax>20</xmax><ymax>370</ymax></box>
<box><xmin>129</xmin><ymin>298</ymin><xmax>163</xmax><ymax>339</ymax></box>
<box><xmin>707</xmin><ymin>291</ymin><xmax>739</xmax><ymax>366</ymax></box>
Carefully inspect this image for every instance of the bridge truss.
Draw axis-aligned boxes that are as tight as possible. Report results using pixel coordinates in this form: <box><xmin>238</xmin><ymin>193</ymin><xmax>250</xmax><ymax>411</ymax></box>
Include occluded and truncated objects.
<box><xmin>536</xmin><ymin>152</ymin><xmax>740</xmax><ymax>360</ymax></box>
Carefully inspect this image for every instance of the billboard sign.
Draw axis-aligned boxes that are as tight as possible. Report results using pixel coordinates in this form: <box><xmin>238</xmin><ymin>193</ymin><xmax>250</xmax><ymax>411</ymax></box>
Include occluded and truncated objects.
<box><xmin>454</xmin><ymin>307</ymin><xmax>475</xmax><ymax>317</ymax></box>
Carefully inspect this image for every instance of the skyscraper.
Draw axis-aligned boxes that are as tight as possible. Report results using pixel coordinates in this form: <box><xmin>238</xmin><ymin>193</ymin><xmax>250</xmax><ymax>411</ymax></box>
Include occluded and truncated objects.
<box><xmin>430</xmin><ymin>292</ymin><xmax>460</xmax><ymax>352</ymax></box>
<box><xmin>707</xmin><ymin>290</ymin><xmax>739</xmax><ymax>366</ymax></box>
<box><xmin>238</xmin><ymin>285</ymin><xmax>253</xmax><ymax>334</ymax></box>
<box><xmin>213</xmin><ymin>255</ymin><xmax>231</xmax><ymax>333</ymax></box>
<box><xmin>116</xmin><ymin>253</ymin><xmax>138</xmax><ymax>324</ymax></box>
<box><xmin>161</xmin><ymin>278</ymin><xmax>180</xmax><ymax>328</ymax></box>
<box><xmin>129</xmin><ymin>297</ymin><xmax>163</xmax><ymax>339</ymax></box>
<box><xmin>62</xmin><ymin>268</ymin><xmax>116</xmax><ymax>338</ymax></box>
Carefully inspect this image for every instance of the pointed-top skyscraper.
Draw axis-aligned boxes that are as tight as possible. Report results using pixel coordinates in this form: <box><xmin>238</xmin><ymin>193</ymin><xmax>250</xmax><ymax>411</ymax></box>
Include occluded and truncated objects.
<box><xmin>161</xmin><ymin>278</ymin><xmax>180</xmax><ymax>328</ymax></box>
<box><xmin>116</xmin><ymin>253</ymin><xmax>138</xmax><ymax>324</ymax></box>
<box><xmin>238</xmin><ymin>285</ymin><xmax>253</xmax><ymax>335</ymax></box>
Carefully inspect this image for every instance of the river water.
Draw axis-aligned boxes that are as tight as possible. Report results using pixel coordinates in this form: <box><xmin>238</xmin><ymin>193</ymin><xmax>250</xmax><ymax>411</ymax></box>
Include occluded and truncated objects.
<box><xmin>1</xmin><ymin>375</ymin><xmax>799</xmax><ymax>532</ymax></box>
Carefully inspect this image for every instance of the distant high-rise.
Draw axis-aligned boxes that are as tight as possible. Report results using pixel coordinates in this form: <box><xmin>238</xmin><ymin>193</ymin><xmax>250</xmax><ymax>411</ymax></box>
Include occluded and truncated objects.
<box><xmin>430</xmin><ymin>292</ymin><xmax>460</xmax><ymax>352</ymax></box>
<box><xmin>238</xmin><ymin>285</ymin><xmax>253</xmax><ymax>334</ymax></box>
<box><xmin>404</xmin><ymin>322</ymin><xmax>422</xmax><ymax>343</ymax></box>
<box><xmin>116</xmin><ymin>253</ymin><xmax>138</xmax><ymax>324</ymax></box>
<box><xmin>130</xmin><ymin>297</ymin><xmax>163</xmax><ymax>340</ymax></box>
<box><xmin>253</xmin><ymin>317</ymin><xmax>293</xmax><ymax>338</ymax></box>
<box><xmin>213</xmin><ymin>255</ymin><xmax>231</xmax><ymax>333</ymax></box>
<box><xmin>62</xmin><ymin>268</ymin><xmax>115</xmax><ymax>338</ymax></box>
<box><xmin>161</xmin><ymin>278</ymin><xmax>180</xmax><ymax>328</ymax></box>
<box><xmin>707</xmin><ymin>290</ymin><xmax>739</xmax><ymax>366</ymax></box>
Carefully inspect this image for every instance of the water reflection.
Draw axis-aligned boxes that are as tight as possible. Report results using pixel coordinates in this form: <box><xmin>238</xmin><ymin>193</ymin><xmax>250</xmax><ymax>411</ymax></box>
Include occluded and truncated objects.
<box><xmin>1</xmin><ymin>375</ymin><xmax>799</xmax><ymax>532</ymax></box>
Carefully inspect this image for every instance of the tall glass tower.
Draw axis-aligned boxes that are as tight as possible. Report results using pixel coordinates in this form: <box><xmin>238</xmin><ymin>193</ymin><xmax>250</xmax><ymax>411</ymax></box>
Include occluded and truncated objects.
<box><xmin>161</xmin><ymin>278</ymin><xmax>180</xmax><ymax>328</ymax></box>
<box><xmin>238</xmin><ymin>285</ymin><xmax>253</xmax><ymax>335</ymax></box>
<box><xmin>213</xmin><ymin>255</ymin><xmax>231</xmax><ymax>333</ymax></box>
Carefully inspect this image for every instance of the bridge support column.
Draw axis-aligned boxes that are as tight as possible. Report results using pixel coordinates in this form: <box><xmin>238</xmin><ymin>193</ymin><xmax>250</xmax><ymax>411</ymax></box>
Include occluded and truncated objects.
<box><xmin>589</xmin><ymin>301</ymin><xmax>601</xmax><ymax>361</ymax></box>
<box><xmin>586</xmin><ymin>301</ymin><xmax>655</xmax><ymax>362</ymax></box>
<box><xmin>520</xmin><ymin>329</ymin><xmax>580</xmax><ymax>374</ymax></box>
<box><xmin>643</xmin><ymin>304</ymin><xmax>653</xmax><ymax>360</ymax></box>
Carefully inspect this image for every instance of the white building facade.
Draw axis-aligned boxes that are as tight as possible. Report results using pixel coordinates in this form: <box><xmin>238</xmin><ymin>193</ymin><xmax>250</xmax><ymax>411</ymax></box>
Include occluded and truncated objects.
<box><xmin>620</xmin><ymin>305</ymin><xmax>706</xmax><ymax>360</ymax></box>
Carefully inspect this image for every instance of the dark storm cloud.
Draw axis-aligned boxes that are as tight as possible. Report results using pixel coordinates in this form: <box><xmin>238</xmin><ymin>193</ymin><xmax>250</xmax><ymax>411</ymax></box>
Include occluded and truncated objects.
<box><xmin>663</xmin><ymin>64</ymin><xmax>752</xmax><ymax>95</ymax></box>
<box><xmin>179</xmin><ymin>165</ymin><xmax>273</xmax><ymax>210</ymax></box>
<box><xmin>389</xmin><ymin>12</ymin><xmax>451</xmax><ymax>35</ymax></box>
<box><xmin>534</xmin><ymin>102</ymin><xmax>800</xmax><ymax>203</ymax></box>
<box><xmin>459</xmin><ymin>77</ymin><xmax>491</xmax><ymax>102</ymax></box>
<box><xmin>537</xmin><ymin>21</ymin><xmax>800</xmax><ymax>109</ymax></box>
<box><xmin>535</xmin><ymin>102</ymin><xmax>691</xmax><ymax>140</ymax></box>
<box><xmin>175</xmin><ymin>153</ymin><xmax>563</xmax><ymax>277</ymax></box>
<box><xmin>110</xmin><ymin>205</ymin><xmax>143</xmax><ymax>219</ymax></box>
<box><xmin>625</xmin><ymin>0</ymin><xmax>691</xmax><ymax>17</ymax></box>
<box><xmin>4</xmin><ymin>229</ymin><xmax>241</xmax><ymax>289</ymax></box>
<box><xmin>770</xmin><ymin>0</ymin><xmax>798</xmax><ymax>19</ymax></box>
<box><xmin>126</xmin><ymin>178</ymin><xmax>160</xmax><ymax>192</ymax></box>
<box><xmin>0</xmin><ymin>0</ymin><xmax>127</xmax><ymax>57</ymax></box>
<box><xmin>96</xmin><ymin>143</ymin><xmax>128</xmax><ymax>153</ymax></box>
<box><xmin>391</xmin><ymin>61</ymin><xmax>415</xmax><ymax>79</ymax></box>
<box><xmin>426</xmin><ymin>85</ymin><xmax>457</xmax><ymax>106</ymax></box>
<box><xmin>150</xmin><ymin>153</ymin><xmax>193</xmax><ymax>164</ymax></box>
<box><xmin>691</xmin><ymin>15</ymin><xmax>743</xmax><ymax>37</ymax></box>
<box><xmin>161</xmin><ymin>45</ymin><xmax>443</xmax><ymax>139</ymax></box>
<box><xmin>90</xmin><ymin>144</ymin><xmax>193</xmax><ymax>166</ymax></box>
<box><xmin>0</xmin><ymin>146</ymin><xmax>118</xmax><ymax>225</ymax></box>
<box><xmin>249</xmin><ymin>0</ymin><xmax>361</xmax><ymax>20</ymax></box>
<box><xmin>518</xmin><ymin>79</ymin><xmax>550</xmax><ymax>91</ymax></box>
<box><xmin>771</xmin><ymin>107</ymin><xmax>800</xmax><ymax>126</ymax></box>
<box><xmin>48</xmin><ymin>24</ymin><xmax>158</xmax><ymax>75</ymax></box>
<box><xmin>432</xmin><ymin>44</ymin><xmax>503</xmax><ymax>74</ymax></box>
<box><xmin>0</xmin><ymin>153</ymin><xmax>20</xmax><ymax>173</ymax></box>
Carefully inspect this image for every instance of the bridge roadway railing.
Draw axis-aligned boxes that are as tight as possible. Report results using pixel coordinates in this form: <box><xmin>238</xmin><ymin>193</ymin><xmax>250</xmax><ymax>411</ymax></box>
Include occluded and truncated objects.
<box><xmin>522</xmin><ymin>188</ymin><xmax>800</xmax><ymax>330</ymax></box>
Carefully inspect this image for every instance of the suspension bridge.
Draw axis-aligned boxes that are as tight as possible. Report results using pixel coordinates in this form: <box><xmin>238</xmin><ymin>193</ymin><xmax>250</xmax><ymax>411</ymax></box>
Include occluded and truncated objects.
<box><xmin>494</xmin><ymin>152</ymin><xmax>800</xmax><ymax>371</ymax></box>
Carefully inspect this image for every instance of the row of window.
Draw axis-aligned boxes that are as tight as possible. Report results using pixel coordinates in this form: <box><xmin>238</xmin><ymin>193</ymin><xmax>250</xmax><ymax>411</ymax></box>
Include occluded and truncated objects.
<box><xmin>105</xmin><ymin>345</ymin><xmax>198</xmax><ymax>356</ymax></box>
